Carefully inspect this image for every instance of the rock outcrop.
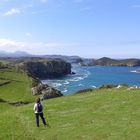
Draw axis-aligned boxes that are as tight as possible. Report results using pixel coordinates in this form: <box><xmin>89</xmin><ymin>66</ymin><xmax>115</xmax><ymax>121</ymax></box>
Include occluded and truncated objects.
<box><xmin>136</xmin><ymin>69</ymin><xmax>140</xmax><ymax>73</ymax></box>
<box><xmin>31</xmin><ymin>83</ymin><xmax>63</xmax><ymax>99</ymax></box>
<box><xmin>19</xmin><ymin>59</ymin><xmax>71</xmax><ymax>79</ymax></box>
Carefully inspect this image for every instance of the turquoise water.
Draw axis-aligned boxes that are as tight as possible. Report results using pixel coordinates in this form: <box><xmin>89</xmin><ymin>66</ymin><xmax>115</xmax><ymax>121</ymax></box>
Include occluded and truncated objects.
<box><xmin>42</xmin><ymin>65</ymin><xmax>140</xmax><ymax>95</ymax></box>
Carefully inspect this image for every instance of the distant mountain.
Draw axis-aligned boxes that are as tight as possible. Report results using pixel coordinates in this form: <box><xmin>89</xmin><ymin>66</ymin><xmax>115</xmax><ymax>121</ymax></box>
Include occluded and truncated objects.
<box><xmin>0</xmin><ymin>51</ymin><xmax>84</xmax><ymax>64</ymax></box>
<box><xmin>1</xmin><ymin>51</ymin><xmax>140</xmax><ymax>67</ymax></box>
<box><xmin>41</xmin><ymin>55</ymin><xmax>83</xmax><ymax>64</ymax></box>
<box><xmin>0</xmin><ymin>51</ymin><xmax>32</xmax><ymax>57</ymax></box>
<box><xmin>81</xmin><ymin>57</ymin><xmax>140</xmax><ymax>67</ymax></box>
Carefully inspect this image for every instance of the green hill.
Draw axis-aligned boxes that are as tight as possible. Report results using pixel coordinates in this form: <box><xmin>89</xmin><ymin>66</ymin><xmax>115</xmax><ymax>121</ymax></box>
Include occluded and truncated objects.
<box><xmin>0</xmin><ymin>68</ymin><xmax>140</xmax><ymax>140</ymax></box>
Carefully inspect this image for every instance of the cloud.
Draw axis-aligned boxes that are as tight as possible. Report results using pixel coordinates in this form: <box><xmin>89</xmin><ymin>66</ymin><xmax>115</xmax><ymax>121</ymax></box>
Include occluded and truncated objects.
<box><xmin>3</xmin><ymin>8</ymin><xmax>21</xmax><ymax>16</ymax></box>
<box><xmin>2</xmin><ymin>4</ymin><xmax>33</xmax><ymax>16</ymax></box>
<box><xmin>0</xmin><ymin>38</ymin><xmax>77</xmax><ymax>55</ymax></box>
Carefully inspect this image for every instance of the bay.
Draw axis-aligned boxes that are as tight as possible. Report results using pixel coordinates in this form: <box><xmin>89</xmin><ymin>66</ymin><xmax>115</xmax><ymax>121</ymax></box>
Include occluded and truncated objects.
<box><xmin>42</xmin><ymin>65</ymin><xmax>140</xmax><ymax>95</ymax></box>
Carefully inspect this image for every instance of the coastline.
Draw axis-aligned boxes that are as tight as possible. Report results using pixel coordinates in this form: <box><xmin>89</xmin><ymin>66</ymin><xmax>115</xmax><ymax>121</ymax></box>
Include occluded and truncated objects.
<box><xmin>42</xmin><ymin>66</ymin><xmax>140</xmax><ymax>95</ymax></box>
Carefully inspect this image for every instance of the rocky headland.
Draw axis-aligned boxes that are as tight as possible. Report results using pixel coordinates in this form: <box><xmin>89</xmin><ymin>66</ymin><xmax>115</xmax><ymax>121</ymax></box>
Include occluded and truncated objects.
<box><xmin>18</xmin><ymin>59</ymin><xmax>71</xmax><ymax>79</ymax></box>
<box><xmin>81</xmin><ymin>57</ymin><xmax>140</xmax><ymax>67</ymax></box>
<box><xmin>17</xmin><ymin>59</ymin><xmax>72</xmax><ymax>99</ymax></box>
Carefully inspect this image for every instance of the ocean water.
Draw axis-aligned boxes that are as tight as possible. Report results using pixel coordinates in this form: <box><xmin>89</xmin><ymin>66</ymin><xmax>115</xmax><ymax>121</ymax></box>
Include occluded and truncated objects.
<box><xmin>42</xmin><ymin>65</ymin><xmax>140</xmax><ymax>95</ymax></box>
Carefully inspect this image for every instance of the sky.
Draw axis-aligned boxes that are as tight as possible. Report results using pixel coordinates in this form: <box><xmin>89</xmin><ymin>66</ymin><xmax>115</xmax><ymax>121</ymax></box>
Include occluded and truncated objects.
<box><xmin>0</xmin><ymin>0</ymin><xmax>140</xmax><ymax>58</ymax></box>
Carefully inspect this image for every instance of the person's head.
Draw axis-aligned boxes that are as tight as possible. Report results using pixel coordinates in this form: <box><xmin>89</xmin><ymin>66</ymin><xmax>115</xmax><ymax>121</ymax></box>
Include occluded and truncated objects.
<box><xmin>36</xmin><ymin>97</ymin><xmax>40</xmax><ymax>103</ymax></box>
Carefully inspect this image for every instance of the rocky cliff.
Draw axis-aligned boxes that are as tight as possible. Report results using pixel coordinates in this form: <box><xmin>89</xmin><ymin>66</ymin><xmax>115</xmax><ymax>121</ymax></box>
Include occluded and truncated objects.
<box><xmin>19</xmin><ymin>59</ymin><xmax>71</xmax><ymax>79</ymax></box>
<box><xmin>17</xmin><ymin>59</ymin><xmax>71</xmax><ymax>99</ymax></box>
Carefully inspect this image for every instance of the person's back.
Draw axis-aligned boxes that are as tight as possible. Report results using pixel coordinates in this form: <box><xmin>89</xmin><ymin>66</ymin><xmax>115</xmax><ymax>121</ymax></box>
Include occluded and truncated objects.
<box><xmin>33</xmin><ymin>97</ymin><xmax>46</xmax><ymax>127</ymax></box>
<box><xmin>34</xmin><ymin>102</ymin><xmax>43</xmax><ymax>113</ymax></box>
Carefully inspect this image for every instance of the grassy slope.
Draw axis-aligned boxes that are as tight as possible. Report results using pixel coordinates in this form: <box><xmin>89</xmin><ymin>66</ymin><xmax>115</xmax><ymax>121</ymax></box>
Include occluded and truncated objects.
<box><xmin>0</xmin><ymin>68</ymin><xmax>34</xmax><ymax>102</ymax></box>
<box><xmin>1</xmin><ymin>88</ymin><xmax>140</xmax><ymax>140</ymax></box>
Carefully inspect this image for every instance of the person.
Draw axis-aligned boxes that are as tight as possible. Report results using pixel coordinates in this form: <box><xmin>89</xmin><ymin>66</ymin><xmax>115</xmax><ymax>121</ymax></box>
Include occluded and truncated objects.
<box><xmin>34</xmin><ymin>97</ymin><xmax>47</xmax><ymax>127</ymax></box>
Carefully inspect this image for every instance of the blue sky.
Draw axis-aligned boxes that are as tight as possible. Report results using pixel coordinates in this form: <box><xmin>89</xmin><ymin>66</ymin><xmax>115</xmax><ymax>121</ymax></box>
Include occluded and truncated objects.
<box><xmin>0</xmin><ymin>0</ymin><xmax>140</xmax><ymax>58</ymax></box>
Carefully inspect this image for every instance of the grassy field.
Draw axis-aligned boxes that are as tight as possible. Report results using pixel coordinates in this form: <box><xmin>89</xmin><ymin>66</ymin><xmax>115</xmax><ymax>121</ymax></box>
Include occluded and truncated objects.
<box><xmin>0</xmin><ymin>69</ymin><xmax>140</xmax><ymax>140</ymax></box>
<box><xmin>1</xmin><ymin>90</ymin><xmax>140</xmax><ymax>140</ymax></box>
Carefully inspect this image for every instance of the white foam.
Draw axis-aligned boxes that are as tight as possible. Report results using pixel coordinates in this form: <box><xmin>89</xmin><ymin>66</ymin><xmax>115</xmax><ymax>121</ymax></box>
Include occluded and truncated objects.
<box><xmin>64</xmin><ymin>81</ymin><xmax>70</xmax><ymax>85</ymax></box>
<box><xmin>73</xmin><ymin>77</ymin><xmax>83</xmax><ymax>81</ymax></box>
<box><xmin>78</xmin><ymin>84</ymin><xmax>83</xmax><ymax>86</ymax></box>
<box><xmin>52</xmin><ymin>83</ymin><xmax>62</xmax><ymax>87</ymax></box>
<box><xmin>131</xmin><ymin>70</ymin><xmax>140</xmax><ymax>73</ymax></box>
<box><xmin>92</xmin><ymin>85</ymin><xmax>97</xmax><ymax>88</ymax></box>
<box><xmin>78</xmin><ymin>77</ymin><xmax>84</xmax><ymax>80</ymax></box>
<box><xmin>62</xmin><ymin>89</ymin><xmax>68</xmax><ymax>93</ymax></box>
<box><xmin>131</xmin><ymin>70</ymin><xmax>136</xmax><ymax>73</ymax></box>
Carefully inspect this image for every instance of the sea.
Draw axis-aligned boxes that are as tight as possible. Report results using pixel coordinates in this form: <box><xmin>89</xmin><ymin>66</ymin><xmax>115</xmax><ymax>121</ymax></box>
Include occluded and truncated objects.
<box><xmin>42</xmin><ymin>65</ymin><xmax>140</xmax><ymax>95</ymax></box>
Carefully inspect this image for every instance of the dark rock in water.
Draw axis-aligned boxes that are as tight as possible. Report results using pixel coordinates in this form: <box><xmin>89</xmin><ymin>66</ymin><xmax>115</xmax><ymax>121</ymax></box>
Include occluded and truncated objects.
<box><xmin>18</xmin><ymin>59</ymin><xmax>71</xmax><ymax>79</ymax></box>
<box><xmin>32</xmin><ymin>83</ymin><xmax>63</xmax><ymax>99</ymax></box>
<box><xmin>136</xmin><ymin>69</ymin><xmax>140</xmax><ymax>73</ymax></box>
<box><xmin>71</xmin><ymin>72</ymin><xmax>76</xmax><ymax>75</ymax></box>
<box><xmin>76</xmin><ymin>88</ymin><xmax>94</xmax><ymax>94</ymax></box>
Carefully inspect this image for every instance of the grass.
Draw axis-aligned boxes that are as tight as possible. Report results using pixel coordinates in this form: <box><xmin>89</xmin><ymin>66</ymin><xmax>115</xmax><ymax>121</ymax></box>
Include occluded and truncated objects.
<box><xmin>0</xmin><ymin>88</ymin><xmax>140</xmax><ymax>140</ymax></box>
<box><xmin>0</xmin><ymin>68</ymin><xmax>34</xmax><ymax>102</ymax></box>
<box><xmin>0</xmin><ymin>68</ymin><xmax>140</xmax><ymax>140</ymax></box>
